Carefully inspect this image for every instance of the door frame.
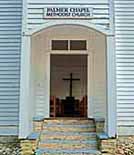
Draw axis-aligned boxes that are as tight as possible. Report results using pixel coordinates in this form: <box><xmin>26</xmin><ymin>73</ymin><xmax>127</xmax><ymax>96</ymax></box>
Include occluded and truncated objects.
<box><xmin>19</xmin><ymin>21</ymin><xmax>116</xmax><ymax>138</ymax></box>
<box><xmin>49</xmin><ymin>52</ymin><xmax>91</xmax><ymax>118</ymax></box>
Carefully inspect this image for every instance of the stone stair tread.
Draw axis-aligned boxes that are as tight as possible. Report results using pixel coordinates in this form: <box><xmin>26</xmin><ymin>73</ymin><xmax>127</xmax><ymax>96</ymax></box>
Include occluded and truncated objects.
<box><xmin>38</xmin><ymin>143</ymin><xmax>97</xmax><ymax>150</ymax></box>
<box><xmin>44</xmin><ymin>119</ymin><xmax>94</xmax><ymax>125</ymax></box>
<box><xmin>39</xmin><ymin>139</ymin><xmax>97</xmax><ymax>144</ymax></box>
<box><xmin>36</xmin><ymin>118</ymin><xmax>100</xmax><ymax>155</ymax></box>
<box><xmin>43</xmin><ymin>127</ymin><xmax>96</xmax><ymax>132</ymax></box>
<box><xmin>40</xmin><ymin>135</ymin><xmax>96</xmax><ymax>141</ymax></box>
<box><xmin>36</xmin><ymin>148</ymin><xmax>101</xmax><ymax>155</ymax></box>
<box><xmin>44</xmin><ymin>124</ymin><xmax>95</xmax><ymax>127</ymax></box>
<box><xmin>27</xmin><ymin>132</ymin><xmax>40</xmax><ymax>140</ymax></box>
<box><xmin>41</xmin><ymin>131</ymin><xmax>96</xmax><ymax>136</ymax></box>
<box><xmin>40</xmin><ymin>133</ymin><xmax>97</xmax><ymax>141</ymax></box>
<box><xmin>44</xmin><ymin>118</ymin><xmax>93</xmax><ymax>121</ymax></box>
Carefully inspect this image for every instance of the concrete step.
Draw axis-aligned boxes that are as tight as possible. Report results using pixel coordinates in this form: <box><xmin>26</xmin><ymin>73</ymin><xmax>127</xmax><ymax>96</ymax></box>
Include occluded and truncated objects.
<box><xmin>41</xmin><ymin>131</ymin><xmax>96</xmax><ymax>136</ymax></box>
<box><xmin>38</xmin><ymin>140</ymin><xmax>97</xmax><ymax>150</ymax></box>
<box><xmin>43</xmin><ymin>127</ymin><xmax>96</xmax><ymax>132</ymax></box>
<box><xmin>44</xmin><ymin>124</ymin><xmax>95</xmax><ymax>128</ymax></box>
<box><xmin>40</xmin><ymin>132</ymin><xmax>97</xmax><ymax>141</ymax></box>
<box><xmin>36</xmin><ymin>118</ymin><xmax>100</xmax><ymax>155</ymax></box>
<box><xmin>44</xmin><ymin>118</ymin><xmax>94</xmax><ymax>125</ymax></box>
<box><xmin>43</xmin><ymin>124</ymin><xmax>96</xmax><ymax>132</ymax></box>
<box><xmin>36</xmin><ymin>148</ymin><xmax>101</xmax><ymax>155</ymax></box>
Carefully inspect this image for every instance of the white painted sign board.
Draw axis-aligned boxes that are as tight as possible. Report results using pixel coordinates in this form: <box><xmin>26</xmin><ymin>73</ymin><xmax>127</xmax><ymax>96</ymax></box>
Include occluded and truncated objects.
<box><xmin>44</xmin><ymin>5</ymin><xmax>93</xmax><ymax>19</ymax></box>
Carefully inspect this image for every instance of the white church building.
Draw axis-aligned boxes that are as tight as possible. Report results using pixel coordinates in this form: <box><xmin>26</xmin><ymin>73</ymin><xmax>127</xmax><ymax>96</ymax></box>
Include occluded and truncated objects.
<box><xmin>0</xmin><ymin>0</ymin><xmax>134</xmax><ymax>139</ymax></box>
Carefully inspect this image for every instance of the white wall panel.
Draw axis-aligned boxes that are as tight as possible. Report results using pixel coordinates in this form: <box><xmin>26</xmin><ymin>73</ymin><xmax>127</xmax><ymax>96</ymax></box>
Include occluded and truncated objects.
<box><xmin>115</xmin><ymin>0</ymin><xmax>134</xmax><ymax>135</ymax></box>
<box><xmin>0</xmin><ymin>0</ymin><xmax>22</xmax><ymax>135</ymax></box>
<box><xmin>92</xmin><ymin>32</ymin><xmax>106</xmax><ymax>120</ymax></box>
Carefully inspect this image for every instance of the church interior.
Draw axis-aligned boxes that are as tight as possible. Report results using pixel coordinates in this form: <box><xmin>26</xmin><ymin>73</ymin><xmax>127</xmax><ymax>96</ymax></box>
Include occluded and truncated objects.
<box><xmin>50</xmin><ymin>54</ymin><xmax>87</xmax><ymax>117</ymax></box>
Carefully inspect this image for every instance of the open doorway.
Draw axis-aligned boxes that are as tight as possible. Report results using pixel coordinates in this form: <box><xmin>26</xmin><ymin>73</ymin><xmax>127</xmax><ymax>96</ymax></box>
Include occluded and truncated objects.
<box><xmin>50</xmin><ymin>54</ymin><xmax>87</xmax><ymax>117</ymax></box>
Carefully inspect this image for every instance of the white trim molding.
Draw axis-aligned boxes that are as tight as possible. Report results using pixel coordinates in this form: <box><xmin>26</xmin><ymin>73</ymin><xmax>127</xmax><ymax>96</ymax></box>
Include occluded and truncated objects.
<box><xmin>25</xmin><ymin>20</ymin><xmax>113</xmax><ymax>36</ymax></box>
<box><xmin>19</xmin><ymin>35</ymin><xmax>32</xmax><ymax>138</ymax></box>
<box><xmin>109</xmin><ymin>0</ymin><xmax>115</xmax><ymax>33</ymax></box>
<box><xmin>106</xmin><ymin>35</ymin><xmax>117</xmax><ymax>137</ymax></box>
<box><xmin>87</xmin><ymin>53</ymin><xmax>94</xmax><ymax>118</ymax></box>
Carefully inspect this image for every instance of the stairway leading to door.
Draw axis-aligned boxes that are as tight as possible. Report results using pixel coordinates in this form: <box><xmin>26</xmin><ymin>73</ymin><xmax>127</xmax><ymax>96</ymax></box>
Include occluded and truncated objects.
<box><xmin>36</xmin><ymin>118</ymin><xmax>101</xmax><ymax>155</ymax></box>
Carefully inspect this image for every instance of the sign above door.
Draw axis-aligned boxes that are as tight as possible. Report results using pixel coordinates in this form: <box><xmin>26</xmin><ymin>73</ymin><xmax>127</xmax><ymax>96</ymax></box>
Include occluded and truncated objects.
<box><xmin>44</xmin><ymin>5</ymin><xmax>93</xmax><ymax>19</ymax></box>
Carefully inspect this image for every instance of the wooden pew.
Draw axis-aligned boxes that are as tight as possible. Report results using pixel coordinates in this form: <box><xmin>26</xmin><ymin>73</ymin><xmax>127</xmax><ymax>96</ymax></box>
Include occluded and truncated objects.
<box><xmin>50</xmin><ymin>96</ymin><xmax>56</xmax><ymax>117</ymax></box>
<box><xmin>50</xmin><ymin>96</ymin><xmax>62</xmax><ymax>117</ymax></box>
<box><xmin>79</xmin><ymin>96</ymin><xmax>87</xmax><ymax>117</ymax></box>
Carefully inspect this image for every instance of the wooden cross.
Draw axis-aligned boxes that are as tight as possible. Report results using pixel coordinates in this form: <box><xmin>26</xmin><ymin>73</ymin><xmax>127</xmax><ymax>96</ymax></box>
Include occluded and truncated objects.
<box><xmin>63</xmin><ymin>73</ymin><xmax>80</xmax><ymax>97</ymax></box>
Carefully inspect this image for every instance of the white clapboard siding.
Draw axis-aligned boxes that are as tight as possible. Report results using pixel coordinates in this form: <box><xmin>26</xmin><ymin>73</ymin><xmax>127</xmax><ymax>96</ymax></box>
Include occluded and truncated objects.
<box><xmin>115</xmin><ymin>0</ymin><xmax>134</xmax><ymax>134</ymax></box>
<box><xmin>0</xmin><ymin>0</ymin><xmax>22</xmax><ymax>135</ymax></box>
<box><xmin>27</xmin><ymin>0</ymin><xmax>109</xmax><ymax>30</ymax></box>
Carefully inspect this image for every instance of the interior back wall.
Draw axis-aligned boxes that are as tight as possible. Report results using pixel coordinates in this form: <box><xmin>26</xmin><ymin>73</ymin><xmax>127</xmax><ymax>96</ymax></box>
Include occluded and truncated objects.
<box><xmin>50</xmin><ymin>55</ymin><xmax>87</xmax><ymax>100</ymax></box>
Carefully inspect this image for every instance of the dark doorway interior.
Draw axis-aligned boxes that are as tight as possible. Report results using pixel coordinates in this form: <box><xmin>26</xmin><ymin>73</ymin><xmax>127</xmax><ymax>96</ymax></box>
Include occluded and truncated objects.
<box><xmin>50</xmin><ymin>55</ymin><xmax>87</xmax><ymax>117</ymax></box>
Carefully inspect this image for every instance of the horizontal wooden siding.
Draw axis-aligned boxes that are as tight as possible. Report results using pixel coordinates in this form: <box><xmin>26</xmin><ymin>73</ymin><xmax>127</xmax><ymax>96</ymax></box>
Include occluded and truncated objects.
<box><xmin>27</xmin><ymin>0</ymin><xmax>110</xmax><ymax>30</ymax></box>
<box><xmin>115</xmin><ymin>0</ymin><xmax>134</xmax><ymax>135</ymax></box>
<box><xmin>0</xmin><ymin>0</ymin><xmax>22</xmax><ymax>135</ymax></box>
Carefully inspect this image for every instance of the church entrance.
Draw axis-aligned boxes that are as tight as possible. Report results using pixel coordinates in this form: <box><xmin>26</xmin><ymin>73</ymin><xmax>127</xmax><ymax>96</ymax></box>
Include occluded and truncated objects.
<box><xmin>19</xmin><ymin>23</ymin><xmax>114</xmax><ymax>138</ymax></box>
<box><xmin>50</xmin><ymin>54</ymin><xmax>87</xmax><ymax>117</ymax></box>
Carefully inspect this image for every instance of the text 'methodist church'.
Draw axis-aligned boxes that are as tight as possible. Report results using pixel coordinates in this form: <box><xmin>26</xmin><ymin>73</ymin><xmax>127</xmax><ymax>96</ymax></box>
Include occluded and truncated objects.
<box><xmin>0</xmin><ymin>0</ymin><xmax>134</xmax><ymax>139</ymax></box>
